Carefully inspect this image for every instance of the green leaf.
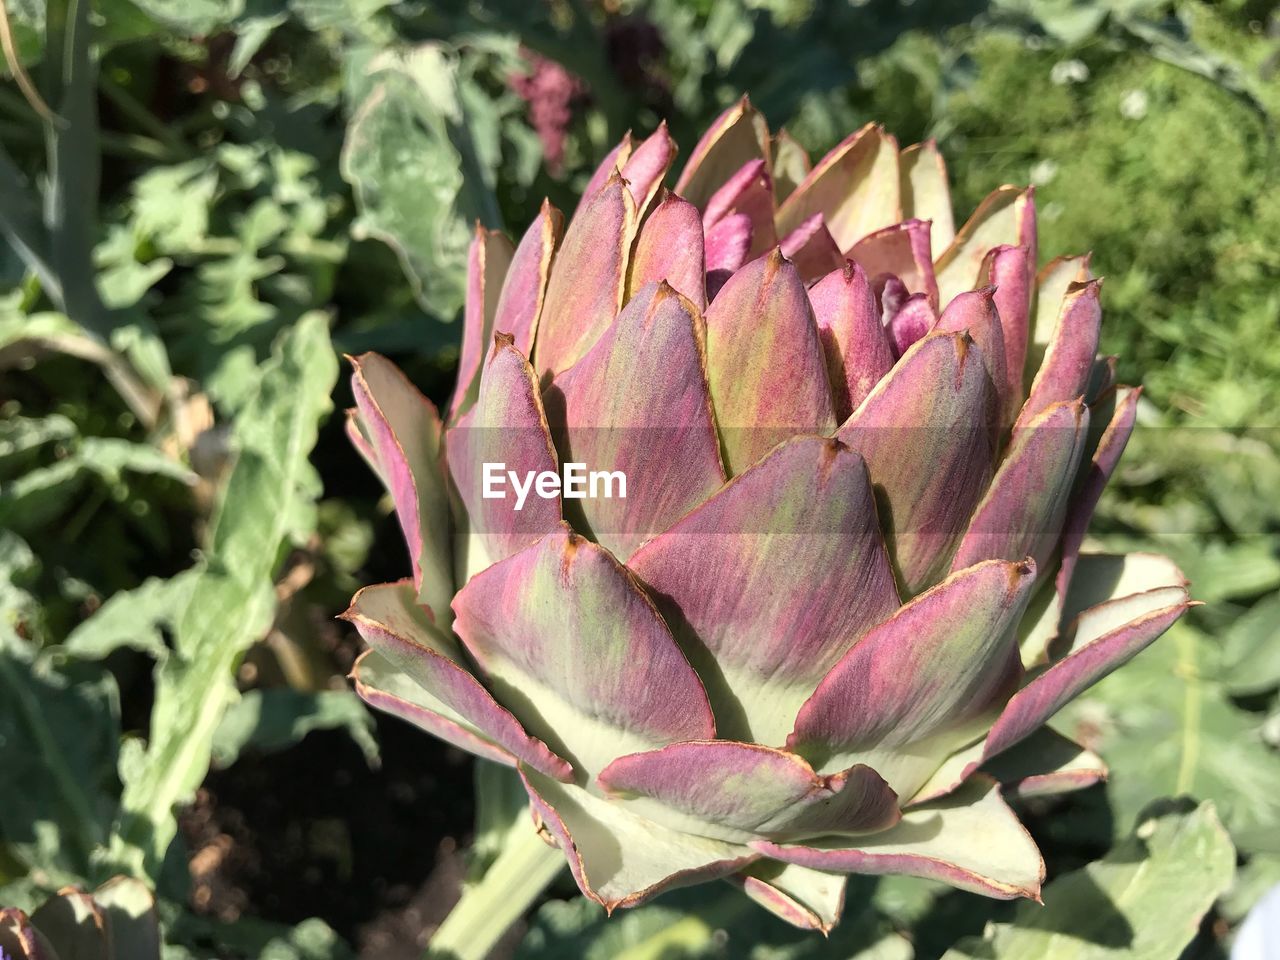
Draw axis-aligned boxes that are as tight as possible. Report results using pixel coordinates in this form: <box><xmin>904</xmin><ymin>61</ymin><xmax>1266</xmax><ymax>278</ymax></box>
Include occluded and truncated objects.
<box><xmin>0</xmin><ymin>426</ymin><xmax>194</xmax><ymax>535</ymax></box>
<box><xmin>164</xmin><ymin>912</ymin><xmax>354</xmax><ymax>960</ymax></box>
<box><xmin>210</xmin><ymin>688</ymin><xmax>379</xmax><ymax>768</ymax></box>
<box><xmin>1057</xmin><ymin>622</ymin><xmax>1280</xmax><ymax>855</ymax></box>
<box><xmin>0</xmin><ymin>530</ymin><xmax>39</xmax><ymax>633</ymax></box>
<box><xmin>76</xmin><ymin>438</ymin><xmax>195</xmax><ymax>487</ymax></box>
<box><xmin>110</xmin><ymin>312</ymin><xmax>338</xmax><ymax>879</ymax></box>
<box><xmin>61</xmin><ymin>571</ymin><xmax>199</xmax><ymax>662</ymax></box>
<box><xmin>0</xmin><ymin>414</ymin><xmax>77</xmax><ymax>464</ymax></box>
<box><xmin>341</xmin><ymin>43</ymin><xmax>502</xmax><ymax>319</ymax></box>
<box><xmin>1169</xmin><ymin>538</ymin><xmax>1280</xmax><ymax>604</ymax></box>
<box><xmin>943</xmin><ymin>801</ymin><xmax>1234</xmax><ymax>960</ymax></box>
<box><xmin>0</xmin><ymin>633</ymin><xmax>121</xmax><ymax>882</ymax></box>
<box><xmin>1220</xmin><ymin>592</ymin><xmax>1280</xmax><ymax>696</ymax></box>
<box><xmin>123</xmin><ymin>0</ymin><xmax>244</xmax><ymax>35</ymax></box>
<box><xmin>516</xmin><ymin>884</ymin><xmax>910</xmax><ymax>960</ymax></box>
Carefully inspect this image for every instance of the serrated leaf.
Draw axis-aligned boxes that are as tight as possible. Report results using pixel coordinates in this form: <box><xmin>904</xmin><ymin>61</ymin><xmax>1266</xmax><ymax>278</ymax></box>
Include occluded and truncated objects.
<box><xmin>341</xmin><ymin>43</ymin><xmax>502</xmax><ymax>320</ymax></box>
<box><xmin>110</xmin><ymin>313</ymin><xmax>338</xmax><ymax>878</ymax></box>
<box><xmin>61</xmin><ymin>571</ymin><xmax>200</xmax><ymax>662</ymax></box>
<box><xmin>943</xmin><ymin>801</ymin><xmax>1233</xmax><ymax>960</ymax></box>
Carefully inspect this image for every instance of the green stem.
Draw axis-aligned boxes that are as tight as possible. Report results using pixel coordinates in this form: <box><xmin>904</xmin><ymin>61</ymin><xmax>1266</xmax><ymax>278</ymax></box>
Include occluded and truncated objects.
<box><xmin>425</xmin><ymin>826</ymin><xmax>565</xmax><ymax>960</ymax></box>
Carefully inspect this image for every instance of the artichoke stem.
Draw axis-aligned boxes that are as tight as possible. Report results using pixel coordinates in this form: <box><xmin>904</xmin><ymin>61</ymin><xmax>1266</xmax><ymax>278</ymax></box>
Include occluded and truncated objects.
<box><xmin>425</xmin><ymin>823</ymin><xmax>565</xmax><ymax>960</ymax></box>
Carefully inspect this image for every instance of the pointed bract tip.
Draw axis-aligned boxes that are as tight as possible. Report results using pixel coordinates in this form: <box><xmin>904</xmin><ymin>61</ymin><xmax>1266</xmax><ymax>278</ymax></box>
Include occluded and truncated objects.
<box><xmin>1067</xmin><ymin>277</ymin><xmax>1104</xmax><ymax>299</ymax></box>
<box><xmin>652</xmin><ymin>278</ymin><xmax>679</xmax><ymax>302</ymax></box>
<box><xmin>765</xmin><ymin>246</ymin><xmax>791</xmax><ymax>272</ymax></box>
<box><xmin>491</xmin><ymin>330</ymin><xmax>516</xmax><ymax>351</ymax></box>
<box><xmin>839</xmin><ymin>258</ymin><xmax>866</xmax><ymax>283</ymax></box>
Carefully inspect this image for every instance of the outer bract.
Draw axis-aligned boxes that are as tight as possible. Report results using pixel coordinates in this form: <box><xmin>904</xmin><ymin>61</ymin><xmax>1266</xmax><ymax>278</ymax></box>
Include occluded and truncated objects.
<box><xmin>344</xmin><ymin>97</ymin><xmax>1191</xmax><ymax>932</ymax></box>
<box><xmin>0</xmin><ymin>878</ymin><xmax>160</xmax><ymax>960</ymax></box>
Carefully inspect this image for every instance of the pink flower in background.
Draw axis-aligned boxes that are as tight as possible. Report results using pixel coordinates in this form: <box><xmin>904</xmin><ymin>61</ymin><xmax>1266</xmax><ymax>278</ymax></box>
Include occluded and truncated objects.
<box><xmin>510</xmin><ymin>51</ymin><xmax>585</xmax><ymax>175</ymax></box>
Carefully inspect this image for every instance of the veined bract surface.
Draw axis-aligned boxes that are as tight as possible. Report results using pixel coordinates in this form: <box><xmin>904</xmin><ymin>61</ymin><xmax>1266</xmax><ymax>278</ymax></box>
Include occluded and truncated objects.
<box><xmin>342</xmin><ymin>98</ymin><xmax>1192</xmax><ymax>932</ymax></box>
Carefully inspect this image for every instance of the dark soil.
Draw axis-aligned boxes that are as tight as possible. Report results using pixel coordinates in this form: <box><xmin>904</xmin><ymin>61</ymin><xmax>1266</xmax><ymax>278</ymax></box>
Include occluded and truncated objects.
<box><xmin>179</xmin><ymin>714</ymin><xmax>476</xmax><ymax>958</ymax></box>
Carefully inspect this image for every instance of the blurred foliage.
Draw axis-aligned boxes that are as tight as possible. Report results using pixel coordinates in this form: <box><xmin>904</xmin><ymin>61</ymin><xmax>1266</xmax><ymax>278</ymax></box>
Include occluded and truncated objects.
<box><xmin>0</xmin><ymin>0</ymin><xmax>1277</xmax><ymax>956</ymax></box>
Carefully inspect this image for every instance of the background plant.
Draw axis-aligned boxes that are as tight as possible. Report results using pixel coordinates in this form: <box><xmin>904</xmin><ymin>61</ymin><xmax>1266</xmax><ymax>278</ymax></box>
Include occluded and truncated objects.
<box><xmin>0</xmin><ymin>0</ymin><xmax>1276</xmax><ymax>957</ymax></box>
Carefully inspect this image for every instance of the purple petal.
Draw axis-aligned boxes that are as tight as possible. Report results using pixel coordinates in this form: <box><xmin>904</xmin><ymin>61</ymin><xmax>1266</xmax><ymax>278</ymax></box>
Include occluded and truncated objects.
<box><xmin>704</xmin><ymin>214</ymin><xmax>753</xmax><ymax>304</ymax></box>
<box><xmin>521</xmin><ymin>767</ymin><xmax>756</xmax><ymax>912</ymax></box>
<box><xmin>493</xmin><ymin>199</ymin><xmax>562</xmax><ymax>357</ymax></box>
<box><xmin>789</xmin><ymin>559</ymin><xmax>1034</xmax><ymax>797</ymax></box>
<box><xmin>702</xmin><ymin>250</ymin><xmax>836</xmax><ymax>472</ymax></box>
<box><xmin>808</xmin><ymin>261</ymin><xmax>895</xmax><ymax>421</ymax></box>
<box><xmin>703</xmin><ymin>158</ymin><xmax>778</xmax><ymax>257</ymax></box>
<box><xmin>1015</xmin><ymin>279</ymin><xmax>1102</xmax><ymax>431</ymax></box>
<box><xmin>620</xmin><ymin>121</ymin><xmax>676</xmax><ymax>210</ymax></box>
<box><xmin>350</xmin><ymin>353</ymin><xmax>452</xmax><ymax>625</ymax></box>
<box><xmin>849</xmin><ymin>218</ymin><xmax>937</xmax><ymax>307</ymax></box>
<box><xmin>453</xmin><ymin>525</ymin><xmax>715</xmax><ymax>779</ymax></box>
<box><xmin>675</xmin><ymin>96</ymin><xmax>771</xmax><ymax>210</ymax></box>
<box><xmin>734</xmin><ymin>862</ymin><xmax>846</xmax><ymax>933</ymax></box>
<box><xmin>778</xmin><ymin>212</ymin><xmax>844</xmax><ymax>281</ymax></box>
<box><xmin>576</xmin><ymin>134</ymin><xmax>632</xmax><ymax>214</ymax></box>
<box><xmin>628</xmin><ymin>437</ymin><xmax>900</xmax><ymax>745</ymax></box>
<box><xmin>628</xmin><ymin>192</ymin><xmax>707</xmax><ymax>310</ymax></box>
<box><xmin>1055</xmin><ymin>386</ymin><xmax>1140</xmax><ymax>602</ymax></box>
<box><xmin>535</xmin><ymin>172</ymin><xmax>637</xmax><ymax>377</ymax></box>
<box><xmin>983</xmin><ymin>587</ymin><xmax>1191</xmax><ymax>759</ymax></box>
<box><xmin>982</xmin><ymin>244</ymin><xmax>1032</xmax><ymax>423</ymax></box>
<box><xmin>1026</xmin><ymin>254</ymin><xmax>1093</xmax><ymax>384</ymax></box>
<box><xmin>542</xmin><ymin>282</ymin><xmax>725</xmax><ymax>559</ymax></box>
<box><xmin>344</xmin><ymin>584</ymin><xmax>572</xmax><ymax>780</ymax></box>
<box><xmin>598</xmin><ymin>741</ymin><xmax>899</xmax><ymax>841</ymax></box>
<box><xmin>450</xmin><ymin>226</ymin><xmax>514</xmax><ymax>420</ymax></box>
<box><xmin>752</xmin><ymin>778</ymin><xmax>1044</xmax><ymax>901</ymax></box>
<box><xmin>950</xmin><ymin>399</ymin><xmax>1090</xmax><ymax>575</ymax></box>
<box><xmin>933</xmin><ymin>286</ymin><xmax>1008</xmax><ymax>420</ymax></box>
<box><xmin>885</xmin><ymin>293</ymin><xmax>937</xmax><ymax>358</ymax></box>
<box><xmin>354</xmin><ymin>654</ymin><xmax>516</xmax><ymax>768</ymax></box>
<box><xmin>446</xmin><ymin>336</ymin><xmax>561</xmax><ymax>580</ymax></box>
<box><xmin>737</xmin><ymin>865</ymin><xmax>844</xmax><ymax>931</ymax></box>
<box><xmin>981</xmin><ymin>727</ymin><xmax>1106</xmax><ymax>799</ymax></box>
<box><xmin>838</xmin><ymin>333</ymin><xmax>998</xmax><ymax>594</ymax></box>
